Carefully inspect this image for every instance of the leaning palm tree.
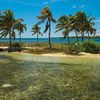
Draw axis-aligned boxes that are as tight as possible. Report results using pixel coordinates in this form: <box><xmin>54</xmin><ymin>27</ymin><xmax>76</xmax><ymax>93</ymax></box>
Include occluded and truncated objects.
<box><xmin>55</xmin><ymin>15</ymin><xmax>71</xmax><ymax>44</ymax></box>
<box><xmin>37</xmin><ymin>6</ymin><xmax>56</xmax><ymax>48</ymax></box>
<box><xmin>13</xmin><ymin>19</ymin><xmax>27</xmax><ymax>44</ymax></box>
<box><xmin>31</xmin><ymin>24</ymin><xmax>42</xmax><ymax>44</ymax></box>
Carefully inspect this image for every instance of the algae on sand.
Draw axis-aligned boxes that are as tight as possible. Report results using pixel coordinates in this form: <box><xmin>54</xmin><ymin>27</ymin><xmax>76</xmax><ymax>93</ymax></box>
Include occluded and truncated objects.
<box><xmin>0</xmin><ymin>53</ymin><xmax>100</xmax><ymax>100</ymax></box>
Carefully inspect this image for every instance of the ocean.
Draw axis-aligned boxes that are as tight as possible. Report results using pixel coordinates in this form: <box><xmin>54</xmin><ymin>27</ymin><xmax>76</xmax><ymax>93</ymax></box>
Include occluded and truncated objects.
<box><xmin>0</xmin><ymin>38</ymin><xmax>100</xmax><ymax>43</ymax></box>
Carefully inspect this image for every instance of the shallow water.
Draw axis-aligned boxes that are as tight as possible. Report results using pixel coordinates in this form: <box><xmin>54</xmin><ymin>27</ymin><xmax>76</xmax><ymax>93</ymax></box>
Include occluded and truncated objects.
<box><xmin>0</xmin><ymin>53</ymin><xmax>100</xmax><ymax>100</ymax></box>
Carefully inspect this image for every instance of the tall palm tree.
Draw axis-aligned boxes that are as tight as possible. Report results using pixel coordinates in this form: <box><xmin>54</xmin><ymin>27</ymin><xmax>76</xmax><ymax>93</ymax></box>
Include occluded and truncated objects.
<box><xmin>55</xmin><ymin>15</ymin><xmax>71</xmax><ymax>44</ymax></box>
<box><xmin>37</xmin><ymin>6</ymin><xmax>56</xmax><ymax>48</ymax></box>
<box><xmin>31</xmin><ymin>24</ymin><xmax>42</xmax><ymax>44</ymax></box>
<box><xmin>13</xmin><ymin>19</ymin><xmax>27</xmax><ymax>44</ymax></box>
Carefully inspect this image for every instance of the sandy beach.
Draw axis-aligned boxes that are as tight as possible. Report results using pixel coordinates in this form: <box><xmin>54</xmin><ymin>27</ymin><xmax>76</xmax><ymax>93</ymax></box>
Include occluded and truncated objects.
<box><xmin>17</xmin><ymin>52</ymin><xmax>100</xmax><ymax>58</ymax></box>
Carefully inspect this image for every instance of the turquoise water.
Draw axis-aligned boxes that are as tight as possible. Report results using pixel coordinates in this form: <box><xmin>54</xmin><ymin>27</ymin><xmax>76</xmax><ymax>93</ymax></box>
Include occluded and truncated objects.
<box><xmin>0</xmin><ymin>53</ymin><xmax>100</xmax><ymax>100</ymax></box>
<box><xmin>0</xmin><ymin>37</ymin><xmax>100</xmax><ymax>43</ymax></box>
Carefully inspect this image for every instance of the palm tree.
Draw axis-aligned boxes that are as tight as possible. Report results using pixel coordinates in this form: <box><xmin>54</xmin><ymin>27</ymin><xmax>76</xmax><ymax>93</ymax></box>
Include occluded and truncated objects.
<box><xmin>37</xmin><ymin>6</ymin><xmax>56</xmax><ymax>48</ymax></box>
<box><xmin>0</xmin><ymin>10</ymin><xmax>16</xmax><ymax>50</ymax></box>
<box><xmin>88</xmin><ymin>28</ymin><xmax>96</xmax><ymax>39</ymax></box>
<box><xmin>14</xmin><ymin>19</ymin><xmax>27</xmax><ymax>44</ymax></box>
<box><xmin>55</xmin><ymin>15</ymin><xmax>71</xmax><ymax>44</ymax></box>
<box><xmin>74</xmin><ymin>12</ymin><xmax>88</xmax><ymax>42</ymax></box>
<box><xmin>0</xmin><ymin>10</ymin><xmax>25</xmax><ymax>51</ymax></box>
<box><xmin>85</xmin><ymin>17</ymin><xmax>96</xmax><ymax>40</ymax></box>
<box><xmin>31</xmin><ymin>24</ymin><xmax>42</xmax><ymax>44</ymax></box>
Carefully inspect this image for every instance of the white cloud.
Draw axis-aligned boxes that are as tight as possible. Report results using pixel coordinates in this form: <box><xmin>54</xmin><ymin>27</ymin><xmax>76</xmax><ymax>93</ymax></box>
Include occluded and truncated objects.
<box><xmin>43</xmin><ymin>1</ymin><xmax>48</xmax><ymax>5</ymax></box>
<box><xmin>79</xmin><ymin>5</ymin><xmax>85</xmax><ymax>8</ymax></box>
<box><xmin>50</xmin><ymin>0</ymin><xmax>66</xmax><ymax>3</ymax></box>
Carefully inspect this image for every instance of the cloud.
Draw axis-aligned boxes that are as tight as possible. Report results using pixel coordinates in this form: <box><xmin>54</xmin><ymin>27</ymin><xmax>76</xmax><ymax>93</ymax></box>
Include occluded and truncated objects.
<box><xmin>50</xmin><ymin>0</ymin><xmax>67</xmax><ymax>3</ymax></box>
<box><xmin>79</xmin><ymin>5</ymin><xmax>85</xmax><ymax>8</ymax></box>
<box><xmin>72</xmin><ymin>5</ymin><xmax>77</xmax><ymax>8</ymax></box>
<box><xmin>43</xmin><ymin>1</ymin><xmax>48</xmax><ymax>5</ymax></box>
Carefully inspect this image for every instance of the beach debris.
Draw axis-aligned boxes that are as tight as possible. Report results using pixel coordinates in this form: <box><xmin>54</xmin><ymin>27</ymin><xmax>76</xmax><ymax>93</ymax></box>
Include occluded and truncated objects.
<box><xmin>2</xmin><ymin>84</ymin><xmax>13</xmax><ymax>88</ymax></box>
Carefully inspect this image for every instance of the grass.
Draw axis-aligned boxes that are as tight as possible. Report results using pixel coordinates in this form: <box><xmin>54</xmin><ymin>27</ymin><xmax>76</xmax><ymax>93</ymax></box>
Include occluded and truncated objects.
<box><xmin>24</xmin><ymin>43</ymin><xmax>69</xmax><ymax>54</ymax></box>
<box><xmin>0</xmin><ymin>53</ymin><xmax>100</xmax><ymax>100</ymax></box>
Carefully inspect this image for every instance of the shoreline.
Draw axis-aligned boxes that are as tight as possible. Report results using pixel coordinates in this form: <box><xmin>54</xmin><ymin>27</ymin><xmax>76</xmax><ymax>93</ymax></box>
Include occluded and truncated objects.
<box><xmin>16</xmin><ymin>52</ymin><xmax>100</xmax><ymax>58</ymax></box>
<box><xmin>0</xmin><ymin>46</ymin><xmax>100</xmax><ymax>58</ymax></box>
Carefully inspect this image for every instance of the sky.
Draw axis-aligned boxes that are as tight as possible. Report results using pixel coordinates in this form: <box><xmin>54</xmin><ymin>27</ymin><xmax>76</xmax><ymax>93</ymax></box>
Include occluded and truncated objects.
<box><xmin>0</xmin><ymin>0</ymin><xmax>100</xmax><ymax>38</ymax></box>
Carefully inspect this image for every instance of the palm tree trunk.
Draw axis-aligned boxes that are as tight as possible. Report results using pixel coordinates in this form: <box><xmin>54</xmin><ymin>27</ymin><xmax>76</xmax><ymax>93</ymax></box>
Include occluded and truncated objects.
<box><xmin>82</xmin><ymin>33</ymin><xmax>84</xmax><ymax>43</ymax></box>
<box><xmin>9</xmin><ymin>33</ymin><xmax>12</xmax><ymax>51</ymax></box>
<box><xmin>20</xmin><ymin>33</ymin><xmax>21</xmax><ymax>44</ymax></box>
<box><xmin>75</xmin><ymin>31</ymin><xmax>78</xmax><ymax>42</ymax></box>
<box><xmin>48</xmin><ymin>21</ymin><xmax>51</xmax><ymax>49</ymax></box>
<box><xmin>68</xmin><ymin>34</ymin><xmax>70</xmax><ymax>44</ymax></box>
<box><xmin>37</xmin><ymin>33</ymin><xmax>39</xmax><ymax>45</ymax></box>
<box><xmin>88</xmin><ymin>33</ymin><xmax>90</xmax><ymax>40</ymax></box>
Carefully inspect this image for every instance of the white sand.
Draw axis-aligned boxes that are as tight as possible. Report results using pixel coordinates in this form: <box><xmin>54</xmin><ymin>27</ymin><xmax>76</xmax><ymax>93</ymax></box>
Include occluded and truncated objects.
<box><xmin>0</xmin><ymin>46</ymin><xmax>8</xmax><ymax>49</ymax></box>
<box><xmin>19</xmin><ymin>52</ymin><xmax>100</xmax><ymax>58</ymax></box>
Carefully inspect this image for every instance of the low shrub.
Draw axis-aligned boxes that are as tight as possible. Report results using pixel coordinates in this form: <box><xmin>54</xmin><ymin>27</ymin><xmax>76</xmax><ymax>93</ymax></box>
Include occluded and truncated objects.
<box><xmin>10</xmin><ymin>42</ymin><xmax>22</xmax><ymax>52</ymax></box>
<box><xmin>68</xmin><ymin>42</ymin><xmax>82</xmax><ymax>54</ymax></box>
<box><xmin>83</xmin><ymin>41</ymin><xmax>100</xmax><ymax>54</ymax></box>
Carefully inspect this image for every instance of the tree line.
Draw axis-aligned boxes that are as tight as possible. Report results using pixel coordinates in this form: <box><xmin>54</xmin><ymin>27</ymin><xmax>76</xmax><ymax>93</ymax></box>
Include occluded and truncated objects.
<box><xmin>0</xmin><ymin>6</ymin><xmax>96</xmax><ymax>49</ymax></box>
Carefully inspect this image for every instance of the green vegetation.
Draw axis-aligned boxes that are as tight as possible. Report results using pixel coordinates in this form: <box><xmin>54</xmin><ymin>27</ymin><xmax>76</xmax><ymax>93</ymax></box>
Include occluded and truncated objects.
<box><xmin>0</xmin><ymin>7</ymin><xmax>98</xmax><ymax>52</ymax></box>
<box><xmin>0</xmin><ymin>10</ymin><xmax>26</xmax><ymax>51</ymax></box>
<box><xmin>68</xmin><ymin>42</ymin><xmax>82</xmax><ymax>54</ymax></box>
<box><xmin>26</xmin><ymin>43</ymin><xmax>68</xmax><ymax>54</ymax></box>
<box><xmin>37</xmin><ymin>6</ymin><xmax>56</xmax><ymax>48</ymax></box>
<box><xmin>83</xmin><ymin>41</ymin><xmax>100</xmax><ymax>54</ymax></box>
<box><xmin>23</xmin><ymin>41</ymin><xmax>100</xmax><ymax>54</ymax></box>
<box><xmin>0</xmin><ymin>53</ymin><xmax>100</xmax><ymax>100</ymax></box>
<box><xmin>31</xmin><ymin>24</ymin><xmax>43</xmax><ymax>45</ymax></box>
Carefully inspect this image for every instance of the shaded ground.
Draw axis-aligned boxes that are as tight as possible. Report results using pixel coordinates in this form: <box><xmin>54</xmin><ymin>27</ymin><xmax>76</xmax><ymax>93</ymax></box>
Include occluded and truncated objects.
<box><xmin>0</xmin><ymin>53</ymin><xmax>100</xmax><ymax>100</ymax></box>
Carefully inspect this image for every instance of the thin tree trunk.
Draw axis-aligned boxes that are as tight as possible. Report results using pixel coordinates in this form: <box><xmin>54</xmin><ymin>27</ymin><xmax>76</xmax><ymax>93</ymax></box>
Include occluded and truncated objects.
<box><xmin>75</xmin><ymin>31</ymin><xmax>78</xmax><ymax>42</ymax></box>
<box><xmin>9</xmin><ymin>33</ymin><xmax>12</xmax><ymax>52</ymax></box>
<box><xmin>37</xmin><ymin>33</ymin><xmax>39</xmax><ymax>45</ymax></box>
<box><xmin>48</xmin><ymin>21</ymin><xmax>51</xmax><ymax>49</ymax></box>
<box><xmin>82</xmin><ymin>33</ymin><xmax>84</xmax><ymax>43</ymax></box>
<box><xmin>67</xmin><ymin>34</ymin><xmax>70</xmax><ymax>44</ymax></box>
<box><xmin>88</xmin><ymin>33</ymin><xmax>90</xmax><ymax>40</ymax></box>
<box><xmin>20</xmin><ymin>33</ymin><xmax>21</xmax><ymax>44</ymax></box>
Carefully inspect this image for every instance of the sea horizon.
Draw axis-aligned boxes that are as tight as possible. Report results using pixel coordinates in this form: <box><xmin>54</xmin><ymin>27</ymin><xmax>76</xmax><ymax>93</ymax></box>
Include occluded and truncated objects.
<box><xmin>0</xmin><ymin>37</ymin><xmax>100</xmax><ymax>43</ymax></box>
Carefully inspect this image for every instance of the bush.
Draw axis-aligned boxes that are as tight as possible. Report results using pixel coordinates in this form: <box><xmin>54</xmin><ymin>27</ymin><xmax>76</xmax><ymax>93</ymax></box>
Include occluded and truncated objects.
<box><xmin>68</xmin><ymin>42</ymin><xmax>82</xmax><ymax>54</ymax></box>
<box><xmin>10</xmin><ymin>42</ymin><xmax>22</xmax><ymax>52</ymax></box>
<box><xmin>83</xmin><ymin>41</ymin><xmax>100</xmax><ymax>54</ymax></box>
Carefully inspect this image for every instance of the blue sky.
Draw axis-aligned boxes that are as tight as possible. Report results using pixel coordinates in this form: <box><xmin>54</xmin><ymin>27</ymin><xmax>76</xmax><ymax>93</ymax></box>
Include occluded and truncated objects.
<box><xmin>0</xmin><ymin>0</ymin><xmax>100</xmax><ymax>38</ymax></box>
